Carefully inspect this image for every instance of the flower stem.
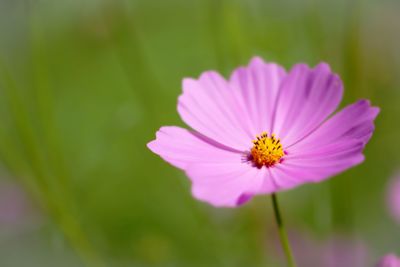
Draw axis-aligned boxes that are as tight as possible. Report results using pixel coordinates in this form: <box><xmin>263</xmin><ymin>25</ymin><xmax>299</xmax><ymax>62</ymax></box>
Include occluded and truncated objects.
<box><xmin>271</xmin><ymin>193</ymin><xmax>296</xmax><ymax>267</ymax></box>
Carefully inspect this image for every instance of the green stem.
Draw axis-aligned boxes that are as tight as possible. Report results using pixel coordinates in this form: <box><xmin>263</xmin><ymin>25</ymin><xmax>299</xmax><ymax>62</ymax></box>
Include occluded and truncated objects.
<box><xmin>271</xmin><ymin>193</ymin><xmax>296</xmax><ymax>267</ymax></box>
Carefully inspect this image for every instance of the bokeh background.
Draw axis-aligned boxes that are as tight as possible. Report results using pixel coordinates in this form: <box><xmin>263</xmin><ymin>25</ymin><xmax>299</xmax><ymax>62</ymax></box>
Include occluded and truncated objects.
<box><xmin>0</xmin><ymin>0</ymin><xmax>399</xmax><ymax>266</ymax></box>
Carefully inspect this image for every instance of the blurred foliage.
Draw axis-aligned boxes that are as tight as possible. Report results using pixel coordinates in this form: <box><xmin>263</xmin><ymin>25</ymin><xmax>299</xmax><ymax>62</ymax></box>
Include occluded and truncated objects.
<box><xmin>0</xmin><ymin>0</ymin><xmax>399</xmax><ymax>266</ymax></box>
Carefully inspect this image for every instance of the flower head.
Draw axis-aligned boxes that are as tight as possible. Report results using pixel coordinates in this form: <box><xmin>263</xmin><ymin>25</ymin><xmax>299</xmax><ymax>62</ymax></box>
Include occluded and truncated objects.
<box><xmin>148</xmin><ymin>57</ymin><xmax>379</xmax><ymax>207</ymax></box>
<box><xmin>376</xmin><ymin>254</ymin><xmax>400</xmax><ymax>267</ymax></box>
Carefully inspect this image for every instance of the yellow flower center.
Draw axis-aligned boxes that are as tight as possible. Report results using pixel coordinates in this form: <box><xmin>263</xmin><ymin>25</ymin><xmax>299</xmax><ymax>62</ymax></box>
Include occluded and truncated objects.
<box><xmin>250</xmin><ymin>132</ymin><xmax>284</xmax><ymax>167</ymax></box>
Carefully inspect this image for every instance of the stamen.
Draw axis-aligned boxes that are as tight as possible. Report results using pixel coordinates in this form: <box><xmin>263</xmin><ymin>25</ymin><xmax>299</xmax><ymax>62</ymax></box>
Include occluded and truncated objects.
<box><xmin>250</xmin><ymin>131</ymin><xmax>284</xmax><ymax>168</ymax></box>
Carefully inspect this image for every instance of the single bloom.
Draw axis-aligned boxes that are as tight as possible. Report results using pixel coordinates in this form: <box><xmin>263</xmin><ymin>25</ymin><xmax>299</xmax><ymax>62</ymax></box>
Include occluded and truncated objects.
<box><xmin>147</xmin><ymin>57</ymin><xmax>379</xmax><ymax>207</ymax></box>
<box><xmin>387</xmin><ymin>170</ymin><xmax>400</xmax><ymax>224</ymax></box>
<box><xmin>376</xmin><ymin>254</ymin><xmax>400</xmax><ymax>267</ymax></box>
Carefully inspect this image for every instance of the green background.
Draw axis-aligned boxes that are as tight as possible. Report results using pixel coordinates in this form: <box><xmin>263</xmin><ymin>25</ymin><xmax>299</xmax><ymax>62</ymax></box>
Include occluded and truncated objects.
<box><xmin>0</xmin><ymin>0</ymin><xmax>399</xmax><ymax>266</ymax></box>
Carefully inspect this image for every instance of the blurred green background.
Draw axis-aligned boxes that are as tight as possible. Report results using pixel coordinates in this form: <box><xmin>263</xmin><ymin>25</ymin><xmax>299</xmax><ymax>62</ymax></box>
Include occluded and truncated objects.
<box><xmin>0</xmin><ymin>0</ymin><xmax>399</xmax><ymax>266</ymax></box>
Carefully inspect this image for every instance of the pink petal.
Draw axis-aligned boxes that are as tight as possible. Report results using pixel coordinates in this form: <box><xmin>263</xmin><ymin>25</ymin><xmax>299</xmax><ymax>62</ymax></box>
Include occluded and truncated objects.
<box><xmin>178</xmin><ymin>71</ymin><xmax>254</xmax><ymax>151</ymax></box>
<box><xmin>273</xmin><ymin>152</ymin><xmax>365</xmax><ymax>189</ymax></box>
<box><xmin>264</xmin><ymin>155</ymin><xmax>363</xmax><ymax>193</ymax></box>
<box><xmin>147</xmin><ymin>126</ymin><xmax>242</xmax><ymax>170</ymax></box>
<box><xmin>273</xmin><ymin>63</ymin><xmax>343</xmax><ymax>147</ymax></box>
<box><xmin>188</xmin><ymin>162</ymin><xmax>268</xmax><ymax>207</ymax></box>
<box><xmin>148</xmin><ymin>126</ymin><xmax>270</xmax><ymax>206</ymax></box>
<box><xmin>229</xmin><ymin>56</ymin><xmax>286</xmax><ymax>135</ymax></box>
<box><xmin>269</xmin><ymin>100</ymin><xmax>379</xmax><ymax>189</ymax></box>
<box><xmin>178</xmin><ymin>57</ymin><xmax>287</xmax><ymax>151</ymax></box>
<box><xmin>289</xmin><ymin>100</ymin><xmax>379</xmax><ymax>151</ymax></box>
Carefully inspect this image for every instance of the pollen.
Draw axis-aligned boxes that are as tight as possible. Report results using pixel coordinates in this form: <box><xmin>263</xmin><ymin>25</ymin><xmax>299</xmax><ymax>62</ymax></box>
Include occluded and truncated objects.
<box><xmin>250</xmin><ymin>132</ymin><xmax>284</xmax><ymax>168</ymax></box>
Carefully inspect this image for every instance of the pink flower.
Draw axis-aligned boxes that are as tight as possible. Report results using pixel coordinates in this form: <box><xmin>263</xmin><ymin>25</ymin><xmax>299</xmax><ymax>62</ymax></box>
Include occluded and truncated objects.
<box><xmin>387</xmin><ymin>170</ymin><xmax>400</xmax><ymax>224</ymax></box>
<box><xmin>147</xmin><ymin>57</ymin><xmax>379</xmax><ymax>207</ymax></box>
<box><xmin>376</xmin><ymin>254</ymin><xmax>400</xmax><ymax>267</ymax></box>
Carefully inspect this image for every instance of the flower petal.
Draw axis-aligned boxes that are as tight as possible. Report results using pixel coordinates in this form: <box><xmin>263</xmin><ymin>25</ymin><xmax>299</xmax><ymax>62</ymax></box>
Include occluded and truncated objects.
<box><xmin>147</xmin><ymin>126</ymin><xmax>242</xmax><ymax>170</ymax></box>
<box><xmin>289</xmin><ymin>99</ymin><xmax>379</xmax><ymax>152</ymax></box>
<box><xmin>269</xmin><ymin>100</ymin><xmax>379</xmax><ymax>189</ymax></box>
<box><xmin>148</xmin><ymin>126</ymin><xmax>268</xmax><ymax>207</ymax></box>
<box><xmin>188</xmin><ymin>162</ymin><xmax>267</xmax><ymax>207</ymax></box>
<box><xmin>178</xmin><ymin>71</ymin><xmax>254</xmax><ymax>151</ymax></box>
<box><xmin>229</xmin><ymin>57</ymin><xmax>286</xmax><ymax>135</ymax></box>
<box><xmin>275</xmin><ymin>148</ymin><xmax>365</xmax><ymax>188</ymax></box>
<box><xmin>255</xmin><ymin>143</ymin><xmax>365</xmax><ymax>192</ymax></box>
<box><xmin>273</xmin><ymin>63</ymin><xmax>343</xmax><ymax>147</ymax></box>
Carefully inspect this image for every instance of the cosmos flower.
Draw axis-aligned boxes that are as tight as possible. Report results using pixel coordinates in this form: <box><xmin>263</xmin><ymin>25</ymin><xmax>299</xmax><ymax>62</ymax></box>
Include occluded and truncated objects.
<box><xmin>387</xmin><ymin>170</ymin><xmax>400</xmax><ymax>224</ymax></box>
<box><xmin>147</xmin><ymin>57</ymin><xmax>379</xmax><ymax>207</ymax></box>
<box><xmin>376</xmin><ymin>254</ymin><xmax>400</xmax><ymax>267</ymax></box>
